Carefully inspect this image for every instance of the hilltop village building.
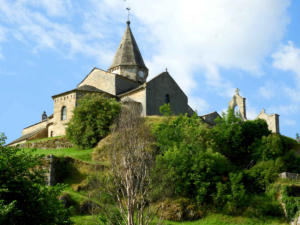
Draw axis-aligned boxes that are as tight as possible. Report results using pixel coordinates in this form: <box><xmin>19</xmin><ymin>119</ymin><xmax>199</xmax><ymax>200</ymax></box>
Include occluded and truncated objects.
<box><xmin>9</xmin><ymin>21</ymin><xmax>280</xmax><ymax>146</ymax></box>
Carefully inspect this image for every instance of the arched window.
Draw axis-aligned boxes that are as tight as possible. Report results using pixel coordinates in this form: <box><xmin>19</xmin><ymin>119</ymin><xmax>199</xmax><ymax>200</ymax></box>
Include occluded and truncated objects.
<box><xmin>61</xmin><ymin>106</ymin><xmax>67</xmax><ymax>121</ymax></box>
<box><xmin>165</xmin><ymin>94</ymin><xmax>170</xmax><ymax>104</ymax></box>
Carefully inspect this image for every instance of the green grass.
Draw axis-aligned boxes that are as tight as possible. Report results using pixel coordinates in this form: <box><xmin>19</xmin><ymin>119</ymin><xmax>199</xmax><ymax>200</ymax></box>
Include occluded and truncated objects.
<box><xmin>166</xmin><ymin>214</ymin><xmax>288</xmax><ymax>225</ymax></box>
<box><xmin>23</xmin><ymin>148</ymin><xmax>93</xmax><ymax>163</ymax></box>
<box><xmin>27</xmin><ymin>136</ymin><xmax>64</xmax><ymax>143</ymax></box>
<box><xmin>71</xmin><ymin>215</ymin><xmax>99</xmax><ymax>225</ymax></box>
<box><xmin>70</xmin><ymin>213</ymin><xmax>288</xmax><ymax>225</ymax></box>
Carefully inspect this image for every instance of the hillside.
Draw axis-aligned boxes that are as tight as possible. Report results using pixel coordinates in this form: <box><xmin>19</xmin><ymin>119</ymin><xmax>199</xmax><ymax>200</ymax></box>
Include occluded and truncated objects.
<box><xmin>20</xmin><ymin>114</ymin><xmax>300</xmax><ymax>225</ymax></box>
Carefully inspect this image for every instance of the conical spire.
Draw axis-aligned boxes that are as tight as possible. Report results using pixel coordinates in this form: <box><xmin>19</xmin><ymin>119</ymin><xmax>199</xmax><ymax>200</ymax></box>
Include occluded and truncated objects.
<box><xmin>108</xmin><ymin>21</ymin><xmax>148</xmax><ymax>83</ymax></box>
<box><xmin>110</xmin><ymin>21</ymin><xmax>147</xmax><ymax>69</ymax></box>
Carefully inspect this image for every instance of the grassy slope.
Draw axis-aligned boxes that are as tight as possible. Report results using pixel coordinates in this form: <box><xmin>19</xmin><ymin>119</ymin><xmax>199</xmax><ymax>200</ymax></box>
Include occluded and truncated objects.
<box><xmin>23</xmin><ymin>148</ymin><xmax>93</xmax><ymax>163</ymax></box>
<box><xmin>23</xmin><ymin>116</ymin><xmax>297</xmax><ymax>225</ymax></box>
<box><xmin>71</xmin><ymin>214</ymin><xmax>288</xmax><ymax>225</ymax></box>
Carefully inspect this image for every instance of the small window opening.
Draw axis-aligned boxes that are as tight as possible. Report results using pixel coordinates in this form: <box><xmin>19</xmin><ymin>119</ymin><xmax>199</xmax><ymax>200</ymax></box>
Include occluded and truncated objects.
<box><xmin>61</xmin><ymin>106</ymin><xmax>67</xmax><ymax>121</ymax></box>
<box><xmin>165</xmin><ymin>94</ymin><xmax>170</xmax><ymax>104</ymax></box>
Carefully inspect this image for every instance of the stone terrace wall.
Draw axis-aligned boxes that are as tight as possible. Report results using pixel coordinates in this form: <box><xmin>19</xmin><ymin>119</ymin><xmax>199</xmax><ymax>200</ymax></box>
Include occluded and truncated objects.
<box><xmin>17</xmin><ymin>137</ymin><xmax>73</xmax><ymax>149</ymax></box>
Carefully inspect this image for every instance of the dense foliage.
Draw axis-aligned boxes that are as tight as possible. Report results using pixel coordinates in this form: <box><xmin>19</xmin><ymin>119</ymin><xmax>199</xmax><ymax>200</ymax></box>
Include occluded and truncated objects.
<box><xmin>152</xmin><ymin>106</ymin><xmax>300</xmax><ymax>218</ymax></box>
<box><xmin>66</xmin><ymin>94</ymin><xmax>120</xmax><ymax>148</ymax></box>
<box><xmin>0</xmin><ymin>133</ymin><xmax>72</xmax><ymax>225</ymax></box>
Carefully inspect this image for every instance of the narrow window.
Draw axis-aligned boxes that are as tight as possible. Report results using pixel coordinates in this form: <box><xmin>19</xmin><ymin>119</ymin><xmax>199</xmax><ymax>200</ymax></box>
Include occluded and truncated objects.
<box><xmin>61</xmin><ymin>106</ymin><xmax>67</xmax><ymax>121</ymax></box>
<box><xmin>165</xmin><ymin>94</ymin><xmax>170</xmax><ymax>103</ymax></box>
<box><xmin>50</xmin><ymin>131</ymin><xmax>53</xmax><ymax>137</ymax></box>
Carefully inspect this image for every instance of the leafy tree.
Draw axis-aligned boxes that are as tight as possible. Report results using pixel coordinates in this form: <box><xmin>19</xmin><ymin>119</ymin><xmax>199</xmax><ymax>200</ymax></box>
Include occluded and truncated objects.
<box><xmin>211</xmin><ymin>108</ymin><xmax>270</xmax><ymax>167</ymax></box>
<box><xmin>245</xmin><ymin>159</ymin><xmax>284</xmax><ymax>193</ymax></box>
<box><xmin>66</xmin><ymin>94</ymin><xmax>120</xmax><ymax>148</ymax></box>
<box><xmin>153</xmin><ymin>113</ymin><xmax>230</xmax><ymax>203</ymax></box>
<box><xmin>0</xmin><ymin>133</ymin><xmax>72</xmax><ymax>225</ymax></box>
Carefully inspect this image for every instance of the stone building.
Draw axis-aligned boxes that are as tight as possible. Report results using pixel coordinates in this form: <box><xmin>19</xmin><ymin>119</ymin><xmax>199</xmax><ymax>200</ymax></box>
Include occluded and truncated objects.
<box><xmin>9</xmin><ymin>21</ymin><xmax>196</xmax><ymax>145</ymax></box>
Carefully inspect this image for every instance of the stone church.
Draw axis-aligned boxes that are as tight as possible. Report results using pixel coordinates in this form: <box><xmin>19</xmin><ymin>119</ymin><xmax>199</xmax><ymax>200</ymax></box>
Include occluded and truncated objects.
<box><xmin>9</xmin><ymin>21</ymin><xmax>280</xmax><ymax>146</ymax></box>
<box><xmin>9</xmin><ymin>21</ymin><xmax>195</xmax><ymax>145</ymax></box>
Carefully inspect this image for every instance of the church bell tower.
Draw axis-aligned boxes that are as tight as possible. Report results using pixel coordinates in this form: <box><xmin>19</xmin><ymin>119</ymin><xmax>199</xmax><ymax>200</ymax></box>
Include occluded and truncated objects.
<box><xmin>108</xmin><ymin>21</ymin><xmax>148</xmax><ymax>83</ymax></box>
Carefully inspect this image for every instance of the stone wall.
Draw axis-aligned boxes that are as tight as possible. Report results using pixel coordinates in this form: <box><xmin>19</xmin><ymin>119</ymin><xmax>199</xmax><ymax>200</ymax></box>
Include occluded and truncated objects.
<box><xmin>120</xmin><ymin>87</ymin><xmax>146</xmax><ymax>116</ymax></box>
<box><xmin>146</xmin><ymin>72</ymin><xmax>188</xmax><ymax>115</ymax></box>
<box><xmin>257</xmin><ymin>109</ymin><xmax>280</xmax><ymax>134</ymax></box>
<box><xmin>229</xmin><ymin>89</ymin><xmax>247</xmax><ymax>121</ymax></box>
<box><xmin>22</xmin><ymin>119</ymin><xmax>50</xmax><ymax>136</ymax></box>
<box><xmin>115</xmin><ymin>74</ymin><xmax>139</xmax><ymax>95</ymax></box>
<box><xmin>279</xmin><ymin>172</ymin><xmax>300</xmax><ymax>181</ymax></box>
<box><xmin>78</xmin><ymin>68</ymin><xmax>117</xmax><ymax>95</ymax></box>
<box><xmin>51</xmin><ymin>92</ymin><xmax>77</xmax><ymax>137</ymax></box>
<box><xmin>17</xmin><ymin>136</ymin><xmax>73</xmax><ymax>149</ymax></box>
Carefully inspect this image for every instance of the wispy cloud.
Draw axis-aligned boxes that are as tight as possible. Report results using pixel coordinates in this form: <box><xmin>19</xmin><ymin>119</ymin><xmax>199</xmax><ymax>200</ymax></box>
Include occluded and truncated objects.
<box><xmin>258</xmin><ymin>81</ymin><xmax>278</xmax><ymax>100</ymax></box>
<box><xmin>126</xmin><ymin>0</ymin><xmax>291</xmax><ymax>95</ymax></box>
<box><xmin>0</xmin><ymin>0</ymin><xmax>115</xmax><ymax>66</ymax></box>
<box><xmin>270</xmin><ymin>41</ymin><xmax>300</xmax><ymax>115</ymax></box>
<box><xmin>273</xmin><ymin>41</ymin><xmax>300</xmax><ymax>79</ymax></box>
<box><xmin>189</xmin><ymin>97</ymin><xmax>210</xmax><ymax>115</ymax></box>
<box><xmin>0</xmin><ymin>0</ymin><xmax>291</xmax><ymax>96</ymax></box>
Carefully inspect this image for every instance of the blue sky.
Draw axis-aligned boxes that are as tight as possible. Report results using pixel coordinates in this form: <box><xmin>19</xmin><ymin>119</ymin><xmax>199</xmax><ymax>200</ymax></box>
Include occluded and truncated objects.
<box><xmin>0</xmin><ymin>0</ymin><xmax>299</xmax><ymax>143</ymax></box>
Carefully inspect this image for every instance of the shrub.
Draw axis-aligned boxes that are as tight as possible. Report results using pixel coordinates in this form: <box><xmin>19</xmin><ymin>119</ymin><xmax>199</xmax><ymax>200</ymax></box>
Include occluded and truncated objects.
<box><xmin>246</xmin><ymin>159</ymin><xmax>284</xmax><ymax>193</ymax></box>
<box><xmin>66</xmin><ymin>94</ymin><xmax>120</xmax><ymax>149</ymax></box>
<box><xmin>159</xmin><ymin>198</ymin><xmax>203</xmax><ymax>221</ymax></box>
<box><xmin>254</xmin><ymin>134</ymin><xmax>296</xmax><ymax>161</ymax></box>
<box><xmin>243</xmin><ymin>195</ymin><xmax>284</xmax><ymax>218</ymax></box>
<box><xmin>211</xmin><ymin>109</ymin><xmax>270</xmax><ymax>167</ymax></box>
<box><xmin>281</xmin><ymin>185</ymin><xmax>300</xmax><ymax>221</ymax></box>
<box><xmin>154</xmin><ymin>147</ymin><xmax>231</xmax><ymax>204</ymax></box>
<box><xmin>0</xmin><ymin>134</ymin><xmax>72</xmax><ymax>225</ymax></box>
<box><xmin>214</xmin><ymin>172</ymin><xmax>248</xmax><ymax>215</ymax></box>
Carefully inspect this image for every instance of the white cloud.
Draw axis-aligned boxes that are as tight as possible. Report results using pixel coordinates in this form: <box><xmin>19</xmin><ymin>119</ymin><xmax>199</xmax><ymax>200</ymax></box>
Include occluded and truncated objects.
<box><xmin>127</xmin><ymin>0</ymin><xmax>290</xmax><ymax>95</ymax></box>
<box><xmin>259</xmin><ymin>81</ymin><xmax>277</xmax><ymax>99</ymax></box>
<box><xmin>189</xmin><ymin>97</ymin><xmax>210</xmax><ymax>115</ymax></box>
<box><xmin>272</xmin><ymin>42</ymin><xmax>300</xmax><ymax>103</ymax></box>
<box><xmin>273</xmin><ymin>41</ymin><xmax>300</xmax><ymax>79</ymax></box>
<box><xmin>0</xmin><ymin>0</ymin><xmax>291</xmax><ymax>96</ymax></box>
<box><xmin>27</xmin><ymin>0</ymin><xmax>72</xmax><ymax>17</ymax></box>
<box><xmin>0</xmin><ymin>0</ymin><xmax>114</xmax><ymax>65</ymax></box>
<box><xmin>269</xmin><ymin>104</ymin><xmax>300</xmax><ymax>115</ymax></box>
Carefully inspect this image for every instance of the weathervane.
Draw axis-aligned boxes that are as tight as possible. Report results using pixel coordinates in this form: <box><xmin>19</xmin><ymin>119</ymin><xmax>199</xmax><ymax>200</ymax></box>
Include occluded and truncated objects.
<box><xmin>124</xmin><ymin>0</ymin><xmax>131</xmax><ymax>22</ymax></box>
<box><xmin>126</xmin><ymin>7</ymin><xmax>131</xmax><ymax>22</ymax></box>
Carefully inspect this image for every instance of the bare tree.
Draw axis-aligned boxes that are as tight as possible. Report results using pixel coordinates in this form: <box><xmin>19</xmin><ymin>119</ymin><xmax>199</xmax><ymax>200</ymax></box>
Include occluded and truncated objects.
<box><xmin>105</xmin><ymin>103</ymin><xmax>161</xmax><ymax>225</ymax></box>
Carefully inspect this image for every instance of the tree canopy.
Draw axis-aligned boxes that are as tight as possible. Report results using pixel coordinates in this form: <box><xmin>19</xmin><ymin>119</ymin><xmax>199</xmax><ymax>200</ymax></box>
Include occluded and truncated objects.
<box><xmin>0</xmin><ymin>133</ymin><xmax>72</xmax><ymax>225</ymax></box>
<box><xmin>66</xmin><ymin>94</ymin><xmax>121</xmax><ymax>149</ymax></box>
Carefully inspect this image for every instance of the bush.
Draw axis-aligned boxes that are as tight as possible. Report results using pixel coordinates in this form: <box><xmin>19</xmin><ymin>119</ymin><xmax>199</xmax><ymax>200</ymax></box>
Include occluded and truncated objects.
<box><xmin>246</xmin><ymin>159</ymin><xmax>284</xmax><ymax>193</ymax></box>
<box><xmin>66</xmin><ymin>94</ymin><xmax>120</xmax><ymax>149</ymax></box>
<box><xmin>281</xmin><ymin>185</ymin><xmax>300</xmax><ymax>221</ymax></box>
<box><xmin>243</xmin><ymin>195</ymin><xmax>284</xmax><ymax>218</ymax></box>
<box><xmin>214</xmin><ymin>172</ymin><xmax>248</xmax><ymax>215</ymax></box>
<box><xmin>154</xmin><ymin>147</ymin><xmax>231</xmax><ymax>204</ymax></box>
<box><xmin>211</xmin><ymin>109</ymin><xmax>270</xmax><ymax>167</ymax></box>
<box><xmin>0</xmin><ymin>133</ymin><xmax>72</xmax><ymax>225</ymax></box>
<box><xmin>254</xmin><ymin>134</ymin><xmax>296</xmax><ymax>161</ymax></box>
<box><xmin>159</xmin><ymin>198</ymin><xmax>203</xmax><ymax>221</ymax></box>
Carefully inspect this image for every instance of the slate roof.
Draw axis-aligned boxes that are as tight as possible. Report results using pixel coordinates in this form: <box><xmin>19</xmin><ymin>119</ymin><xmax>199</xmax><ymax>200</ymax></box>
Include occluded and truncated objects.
<box><xmin>7</xmin><ymin>128</ymin><xmax>45</xmax><ymax>146</ymax></box>
<box><xmin>52</xmin><ymin>85</ymin><xmax>116</xmax><ymax>98</ymax></box>
<box><xmin>200</xmin><ymin>111</ymin><xmax>221</xmax><ymax>126</ymax></box>
<box><xmin>109</xmin><ymin>21</ymin><xmax>147</xmax><ymax>70</ymax></box>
